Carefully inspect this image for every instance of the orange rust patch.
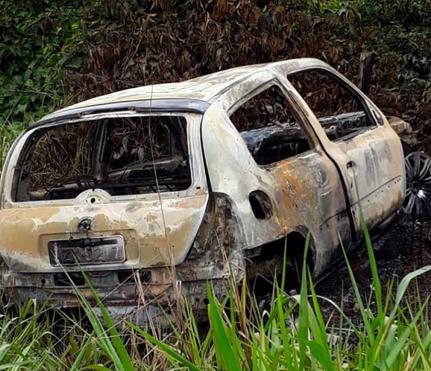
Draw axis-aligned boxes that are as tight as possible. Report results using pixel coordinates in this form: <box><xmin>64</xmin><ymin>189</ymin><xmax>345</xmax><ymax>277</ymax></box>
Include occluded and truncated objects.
<box><xmin>0</xmin><ymin>194</ymin><xmax>208</xmax><ymax>271</ymax></box>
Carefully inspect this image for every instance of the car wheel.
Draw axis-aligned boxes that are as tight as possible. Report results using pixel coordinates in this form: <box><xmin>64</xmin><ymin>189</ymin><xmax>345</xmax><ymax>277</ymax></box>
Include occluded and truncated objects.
<box><xmin>403</xmin><ymin>151</ymin><xmax>431</xmax><ymax>220</ymax></box>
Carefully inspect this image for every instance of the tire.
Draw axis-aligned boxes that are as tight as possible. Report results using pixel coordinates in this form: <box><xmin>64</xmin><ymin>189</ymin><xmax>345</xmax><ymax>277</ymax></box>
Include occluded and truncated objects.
<box><xmin>403</xmin><ymin>151</ymin><xmax>431</xmax><ymax>220</ymax></box>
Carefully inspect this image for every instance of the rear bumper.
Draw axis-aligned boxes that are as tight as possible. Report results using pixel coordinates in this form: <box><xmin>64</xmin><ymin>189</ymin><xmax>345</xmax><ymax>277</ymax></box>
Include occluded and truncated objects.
<box><xmin>2</xmin><ymin>269</ymin><xmax>229</xmax><ymax>324</ymax></box>
<box><xmin>0</xmin><ymin>245</ymin><xmax>245</xmax><ymax>324</ymax></box>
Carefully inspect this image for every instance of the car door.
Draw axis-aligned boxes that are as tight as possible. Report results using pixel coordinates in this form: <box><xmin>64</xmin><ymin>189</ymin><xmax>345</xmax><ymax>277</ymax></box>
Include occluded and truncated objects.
<box><xmin>285</xmin><ymin>67</ymin><xmax>405</xmax><ymax>235</ymax></box>
<box><xmin>202</xmin><ymin>77</ymin><xmax>353</xmax><ymax>275</ymax></box>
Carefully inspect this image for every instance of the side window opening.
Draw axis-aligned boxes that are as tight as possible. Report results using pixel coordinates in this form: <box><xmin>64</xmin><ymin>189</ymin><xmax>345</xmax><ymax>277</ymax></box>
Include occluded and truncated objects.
<box><xmin>13</xmin><ymin>115</ymin><xmax>191</xmax><ymax>202</ymax></box>
<box><xmin>287</xmin><ymin>69</ymin><xmax>376</xmax><ymax>141</ymax></box>
<box><xmin>229</xmin><ymin>84</ymin><xmax>311</xmax><ymax>165</ymax></box>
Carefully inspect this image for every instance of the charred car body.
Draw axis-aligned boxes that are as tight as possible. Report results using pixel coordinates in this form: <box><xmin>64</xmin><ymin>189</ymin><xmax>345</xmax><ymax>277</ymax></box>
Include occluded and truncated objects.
<box><xmin>0</xmin><ymin>59</ymin><xmax>406</xmax><ymax>320</ymax></box>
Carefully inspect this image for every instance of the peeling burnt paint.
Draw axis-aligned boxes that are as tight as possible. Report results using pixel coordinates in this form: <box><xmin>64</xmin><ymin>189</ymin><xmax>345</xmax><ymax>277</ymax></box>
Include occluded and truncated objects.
<box><xmin>0</xmin><ymin>58</ymin><xmax>406</xmax><ymax>323</ymax></box>
<box><xmin>1</xmin><ymin>193</ymin><xmax>244</xmax><ymax>324</ymax></box>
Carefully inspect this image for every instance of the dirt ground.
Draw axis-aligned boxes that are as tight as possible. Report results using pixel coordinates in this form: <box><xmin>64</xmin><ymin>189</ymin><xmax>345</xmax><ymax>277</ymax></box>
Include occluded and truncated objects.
<box><xmin>317</xmin><ymin>215</ymin><xmax>431</xmax><ymax>320</ymax></box>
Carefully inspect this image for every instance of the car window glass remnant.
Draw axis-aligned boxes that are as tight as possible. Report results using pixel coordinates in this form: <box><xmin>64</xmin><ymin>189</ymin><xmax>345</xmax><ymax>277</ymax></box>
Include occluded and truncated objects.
<box><xmin>13</xmin><ymin>115</ymin><xmax>191</xmax><ymax>201</ymax></box>
<box><xmin>287</xmin><ymin>69</ymin><xmax>376</xmax><ymax>141</ymax></box>
<box><xmin>229</xmin><ymin>84</ymin><xmax>311</xmax><ymax>165</ymax></box>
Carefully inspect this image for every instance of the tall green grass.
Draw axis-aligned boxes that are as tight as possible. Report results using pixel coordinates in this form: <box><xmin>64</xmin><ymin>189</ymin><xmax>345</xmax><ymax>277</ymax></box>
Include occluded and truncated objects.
<box><xmin>63</xmin><ymin>231</ymin><xmax>431</xmax><ymax>368</ymax></box>
<box><xmin>120</xmin><ymin>231</ymin><xmax>431</xmax><ymax>370</ymax></box>
<box><xmin>0</xmin><ymin>227</ymin><xmax>431</xmax><ymax>369</ymax></box>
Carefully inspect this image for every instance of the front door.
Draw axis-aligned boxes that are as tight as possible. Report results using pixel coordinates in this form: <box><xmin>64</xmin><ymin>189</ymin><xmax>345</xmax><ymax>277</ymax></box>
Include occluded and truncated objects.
<box><xmin>286</xmin><ymin>68</ymin><xmax>405</xmax><ymax>234</ymax></box>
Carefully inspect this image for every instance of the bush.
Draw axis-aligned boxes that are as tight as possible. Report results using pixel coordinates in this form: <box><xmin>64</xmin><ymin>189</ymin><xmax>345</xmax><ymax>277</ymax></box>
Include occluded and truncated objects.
<box><xmin>0</xmin><ymin>1</ymin><xmax>85</xmax><ymax>125</ymax></box>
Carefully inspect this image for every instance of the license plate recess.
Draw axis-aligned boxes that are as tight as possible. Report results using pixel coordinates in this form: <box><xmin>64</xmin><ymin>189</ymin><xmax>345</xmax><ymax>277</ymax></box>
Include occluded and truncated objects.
<box><xmin>48</xmin><ymin>236</ymin><xmax>125</xmax><ymax>266</ymax></box>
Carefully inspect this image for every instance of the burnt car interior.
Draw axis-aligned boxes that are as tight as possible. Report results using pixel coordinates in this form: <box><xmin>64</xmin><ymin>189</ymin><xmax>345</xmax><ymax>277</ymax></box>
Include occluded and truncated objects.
<box><xmin>232</xmin><ymin>85</ymin><xmax>312</xmax><ymax>165</ymax></box>
<box><xmin>231</xmin><ymin>70</ymin><xmax>377</xmax><ymax>166</ymax></box>
<box><xmin>230</xmin><ymin>69</ymin><xmax>376</xmax><ymax>165</ymax></box>
<box><xmin>287</xmin><ymin>69</ymin><xmax>377</xmax><ymax>141</ymax></box>
<box><xmin>12</xmin><ymin>115</ymin><xmax>191</xmax><ymax>201</ymax></box>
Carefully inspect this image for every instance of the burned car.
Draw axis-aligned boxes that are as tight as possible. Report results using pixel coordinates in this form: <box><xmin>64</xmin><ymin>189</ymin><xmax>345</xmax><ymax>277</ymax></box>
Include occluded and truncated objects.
<box><xmin>0</xmin><ymin>59</ymin><xmax>407</xmax><ymax>319</ymax></box>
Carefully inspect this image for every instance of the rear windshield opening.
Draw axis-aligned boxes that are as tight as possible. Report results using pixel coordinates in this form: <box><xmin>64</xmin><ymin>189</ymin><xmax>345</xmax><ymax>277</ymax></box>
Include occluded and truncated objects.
<box><xmin>13</xmin><ymin>115</ymin><xmax>191</xmax><ymax>202</ymax></box>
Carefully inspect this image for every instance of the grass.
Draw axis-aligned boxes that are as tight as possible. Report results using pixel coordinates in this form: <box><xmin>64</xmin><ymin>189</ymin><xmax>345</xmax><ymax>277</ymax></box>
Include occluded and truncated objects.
<box><xmin>1</xmin><ymin>125</ymin><xmax>430</xmax><ymax>369</ymax></box>
<box><xmin>0</xmin><ymin>226</ymin><xmax>430</xmax><ymax>370</ymax></box>
<box><xmin>0</xmin><ymin>121</ymin><xmax>430</xmax><ymax>369</ymax></box>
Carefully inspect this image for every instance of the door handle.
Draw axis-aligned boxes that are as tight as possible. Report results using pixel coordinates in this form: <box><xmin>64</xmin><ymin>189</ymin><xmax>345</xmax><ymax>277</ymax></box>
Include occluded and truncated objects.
<box><xmin>346</xmin><ymin>160</ymin><xmax>354</xmax><ymax>169</ymax></box>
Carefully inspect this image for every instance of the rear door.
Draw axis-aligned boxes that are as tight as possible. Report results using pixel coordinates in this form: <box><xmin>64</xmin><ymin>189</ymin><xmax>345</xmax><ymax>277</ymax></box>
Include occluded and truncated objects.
<box><xmin>286</xmin><ymin>68</ymin><xmax>405</xmax><ymax>234</ymax></box>
<box><xmin>203</xmin><ymin>79</ymin><xmax>353</xmax><ymax>275</ymax></box>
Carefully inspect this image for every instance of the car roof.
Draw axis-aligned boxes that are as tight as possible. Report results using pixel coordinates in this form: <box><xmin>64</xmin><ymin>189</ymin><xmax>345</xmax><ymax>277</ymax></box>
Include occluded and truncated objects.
<box><xmin>39</xmin><ymin>58</ymin><xmax>327</xmax><ymax>123</ymax></box>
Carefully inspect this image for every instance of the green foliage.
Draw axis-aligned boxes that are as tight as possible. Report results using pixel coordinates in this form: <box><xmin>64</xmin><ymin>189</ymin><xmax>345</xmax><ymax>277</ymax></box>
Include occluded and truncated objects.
<box><xmin>356</xmin><ymin>0</ymin><xmax>431</xmax><ymax>26</ymax></box>
<box><xmin>1</xmin><ymin>0</ymin><xmax>430</xmax><ymax>159</ymax></box>
<box><xmin>126</xmin><ymin>227</ymin><xmax>431</xmax><ymax>369</ymax></box>
<box><xmin>0</xmin><ymin>1</ymin><xmax>84</xmax><ymax>126</ymax></box>
<box><xmin>0</xmin><ymin>225</ymin><xmax>430</xmax><ymax>368</ymax></box>
<box><xmin>305</xmin><ymin>0</ymin><xmax>431</xmax><ymax>23</ymax></box>
<box><xmin>0</xmin><ymin>300</ymin><xmax>70</xmax><ymax>369</ymax></box>
<box><xmin>70</xmin><ymin>269</ymin><xmax>134</xmax><ymax>370</ymax></box>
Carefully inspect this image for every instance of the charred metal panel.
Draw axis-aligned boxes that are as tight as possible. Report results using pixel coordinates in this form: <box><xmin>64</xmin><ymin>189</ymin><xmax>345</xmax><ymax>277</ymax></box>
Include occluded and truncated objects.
<box><xmin>38</xmin><ymin>99</ymin><xmax>210</xmax><ymax>126</ymax></box>
<box><xmin>202</xmin><ymin>96</ymin><xmax>351</xmax><ymax>275</ymax></box>
<box><xmin>332</xmin><ymin>124</ymin><xmax>405</xmax><ymax>232</ymax></box>
<box><xmin>278</xmin><ymin>69</ymin><xmax>405</xmax><ymax>234</ymax></box>
<box><xmin>0</xmin><ymin>193</ymin><xmax>244</xmax><ymax>324</ymax></box>
<box><xmin>0</xmin><ymin>113</ymin><xmax>209</xmax><ymax>272</ymax></box>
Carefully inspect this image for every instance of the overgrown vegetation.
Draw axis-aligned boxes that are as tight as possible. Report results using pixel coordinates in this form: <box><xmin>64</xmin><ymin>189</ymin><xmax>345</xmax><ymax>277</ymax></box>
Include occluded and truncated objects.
<box><xmin>1</xmin><ymin>1</ymin><xmax>431</xmax><ymax>369</ymax></box>
<box><xmin>1</xmin><ymin>228</ymin><xmax>431</xmax><ymax>369</ymax></box>
<box><xmin>1</xmin><ymin>1</ymin><xmax>430</xmax><ymax>146</ymax></box>
<box><xmin>0</xmin><ymin>0</ymin><xmax>85</xmax><ymax>125</ymax></box>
